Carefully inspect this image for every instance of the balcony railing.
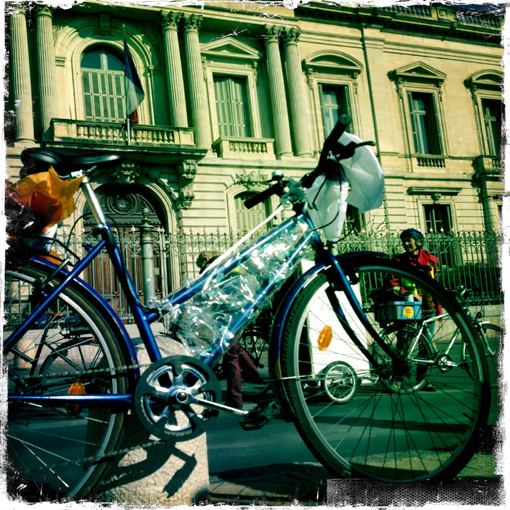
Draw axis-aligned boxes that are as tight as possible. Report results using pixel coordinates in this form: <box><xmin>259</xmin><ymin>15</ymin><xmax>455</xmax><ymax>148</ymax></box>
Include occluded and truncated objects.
<box><xmin>51</xmin><ymin>119</ymin><xmax>195</xmax><ymax>147</ymax></box>
<box><xmin>474</xmin><ymin>155</ymin><xmax>502</xmax><ymax>174</ymax></box>
<box><xmin>212</xmin><ymin>137</ymin><xmax>275</xmax><ymax>159</ymax></box>
<box><xmin>415</xmin><ymin>155</ymin><xmax>446</xmax><ymax>169</ymax></box>
<box><xmin>379</xmin><ymin>5</ymin><xmax>432</xmax><ymax>17</ymax></box>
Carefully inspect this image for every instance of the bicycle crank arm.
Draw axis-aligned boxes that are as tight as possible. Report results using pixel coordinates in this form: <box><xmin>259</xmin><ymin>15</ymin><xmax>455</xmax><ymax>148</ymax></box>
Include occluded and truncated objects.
<box><xmin>191</xmin><ymin>395</ymin><xmax>249</xmax><ymax>417</ymax></box>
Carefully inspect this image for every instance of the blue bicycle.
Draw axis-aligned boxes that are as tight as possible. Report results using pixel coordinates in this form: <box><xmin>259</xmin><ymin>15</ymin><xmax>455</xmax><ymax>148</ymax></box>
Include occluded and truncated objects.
<box><xmin>4</xmin><ymin>116</ymin><xmax>491</xmax><ymax>500</ymax></box>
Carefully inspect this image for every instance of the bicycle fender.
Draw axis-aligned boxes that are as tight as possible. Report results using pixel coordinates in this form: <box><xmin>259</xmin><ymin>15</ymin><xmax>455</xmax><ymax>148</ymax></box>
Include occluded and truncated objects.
<box><xmin>269</xmin><ymin>251</ymin><xmax>388</xmax><ymax>419</ymax></box>
<box><xmin>270</xmin><ymin>262</ymin><xmax>328</xmax><ymax>420</ymax></box>
<box><xmin>30</xmin><ymin>257</ymin><xmax>140</xmax><ymax>374</ymax></box>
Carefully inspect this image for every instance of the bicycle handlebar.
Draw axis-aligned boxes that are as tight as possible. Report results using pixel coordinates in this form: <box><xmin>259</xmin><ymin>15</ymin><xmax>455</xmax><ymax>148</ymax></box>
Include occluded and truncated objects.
<box><xmin>301</xmin><ymin>114</ymin><xmax>352</xmax><ymax>189</ymax></box>
<box><xmin>244</xmin><ymin>181</ymin><xmax>284</xmax><ymax>210</ymax></box>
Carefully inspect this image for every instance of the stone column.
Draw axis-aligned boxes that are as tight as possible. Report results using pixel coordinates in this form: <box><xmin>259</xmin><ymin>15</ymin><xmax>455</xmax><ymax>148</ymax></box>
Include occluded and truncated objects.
<box><xmin>10</xmin><ymin>5</ymin><xmax>34</xmax><ymax>144</ymax></box>
<box><xmin>183</xmin><ymin>14</ymin><xmax>211</xmax><ymax>150</ymax></box>
<box><xmin>35</xmin><ymin>5</ymin><xmax>58</xmax><ymax>140</ymax></box>
<box><xmin>283</xmin><ymin>28</ymin><xmax>311</xmax><ymax>157</ymax></box>
<box><xmin>161</xmin><ymin>11</ymin><xmax>188</xmax><ymax>128</ymax></box>
<box><xmin>264</xmin><ymin>25</ymin><xmax>292</xmax><ymax>158</ymax></box>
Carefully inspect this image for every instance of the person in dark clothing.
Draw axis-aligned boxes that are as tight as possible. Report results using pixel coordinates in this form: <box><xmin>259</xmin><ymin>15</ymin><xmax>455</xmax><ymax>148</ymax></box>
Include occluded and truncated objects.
<box><xmin>197</xmin><ymin>251</ymin><xmax>264</xmax><ymax>409</ymax></box>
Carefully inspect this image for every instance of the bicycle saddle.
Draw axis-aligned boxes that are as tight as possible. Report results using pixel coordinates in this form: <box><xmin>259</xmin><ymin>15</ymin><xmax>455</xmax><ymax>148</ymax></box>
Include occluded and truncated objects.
<box><xmin>21</xmin><ymin>148</ymin><xmax>123</xmax><ymax>176</ymax></box>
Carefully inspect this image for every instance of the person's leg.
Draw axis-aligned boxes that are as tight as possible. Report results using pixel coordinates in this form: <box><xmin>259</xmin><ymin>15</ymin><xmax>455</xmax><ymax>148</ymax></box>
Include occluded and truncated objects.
<box><xmin>238</xmin><ymin>346</ymin><xmax>264</xmax><ymax>384</ymax></box>
<box><xmin>222</xmin><ymin>343</ymin><xmax>243</xmax><ymax>408</ymax></box>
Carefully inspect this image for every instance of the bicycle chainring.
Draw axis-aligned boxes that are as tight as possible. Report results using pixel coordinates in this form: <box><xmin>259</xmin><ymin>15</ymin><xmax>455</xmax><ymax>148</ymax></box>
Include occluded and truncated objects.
<box><xmin>134</xmin><ymin>355</ymin><xmax>221</xmax><ymax>441</ymax></box>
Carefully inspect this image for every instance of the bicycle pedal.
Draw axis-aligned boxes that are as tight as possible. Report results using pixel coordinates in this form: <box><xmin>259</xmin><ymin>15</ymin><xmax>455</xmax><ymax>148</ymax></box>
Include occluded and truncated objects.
<box><xmin>239</xmin><ymin>399</ymin><xmax>280</xmax><ymax>431</ymax></box>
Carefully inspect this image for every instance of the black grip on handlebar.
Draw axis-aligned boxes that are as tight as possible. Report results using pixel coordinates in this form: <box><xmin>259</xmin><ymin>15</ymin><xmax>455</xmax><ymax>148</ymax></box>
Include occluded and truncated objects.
<box><xmin>244</xmin><ymin>183</ymin><xmax>281</xmax><ymax>209</ymax></box>
<box><xmin>301</xmin><ymin>115</ymin><xmax>352</xmax><ymax>189</ymax></box>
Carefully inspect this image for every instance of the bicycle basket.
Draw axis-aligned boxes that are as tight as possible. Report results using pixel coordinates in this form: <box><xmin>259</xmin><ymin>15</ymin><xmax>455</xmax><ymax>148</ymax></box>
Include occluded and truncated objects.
<box><xmin>375</xmin><ymin>301</ymin><xmax>422</xmax><ymax>322</ymax></box>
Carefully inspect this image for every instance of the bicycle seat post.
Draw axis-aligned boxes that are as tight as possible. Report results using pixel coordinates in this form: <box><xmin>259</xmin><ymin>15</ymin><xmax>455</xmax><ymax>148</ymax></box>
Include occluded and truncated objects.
<box><xmin>79</xmin><ymin>167</ymin><xmax>107</xmax><ymax>224</ymax></box>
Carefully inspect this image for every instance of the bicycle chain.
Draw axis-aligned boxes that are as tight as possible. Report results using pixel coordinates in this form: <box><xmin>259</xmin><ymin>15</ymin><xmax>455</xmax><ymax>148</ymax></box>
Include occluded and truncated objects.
<box><xmin>9</xmin><ymin>360</ymin><xmax>284</xmax><ymax>477</ymax></box>
<box><xmin>11</xmin><ymin>362</ymin><xmax>147</xmax><ymax>381</ymax></box>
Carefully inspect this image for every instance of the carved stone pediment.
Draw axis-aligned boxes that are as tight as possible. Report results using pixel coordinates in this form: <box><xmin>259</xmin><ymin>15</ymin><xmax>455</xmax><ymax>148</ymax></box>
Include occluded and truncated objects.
<box><xmin>303</xmin><ymin>50</ymin><xmax>363</xmax><ymax>78</ymax></box>
<box><xmin>464</xmin><ymin>70</ymin><xmax>503</xmax><ymax>93</ymax></box>
<box><xmin>201</xmin><ymin>37</ymin><xmax>262</xmax><ymax>63</ymax></box>
<box><xmin>389</xmin><ymin>61</ymin><xmax>446</xmax><ymax>87</ymax></box>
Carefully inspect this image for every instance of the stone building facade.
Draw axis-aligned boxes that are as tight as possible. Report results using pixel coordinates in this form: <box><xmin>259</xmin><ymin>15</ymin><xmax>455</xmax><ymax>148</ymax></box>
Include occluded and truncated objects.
<box><xmin>5</xmin><ymin>2</ymin><xmax>504</xmax><ymax>289</ymax></box>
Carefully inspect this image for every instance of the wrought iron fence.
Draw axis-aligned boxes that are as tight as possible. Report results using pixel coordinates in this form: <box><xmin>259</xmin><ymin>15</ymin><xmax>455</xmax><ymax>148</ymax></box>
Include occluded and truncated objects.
<box><xmin>63</xmin><ymin>227</ymin><xmax>501</xmax><ymax>321</ymax></box>
<box><xmin>335</xmin><ymin>230</ymin><xmax>501</xmax><ymax>305</ymax></box>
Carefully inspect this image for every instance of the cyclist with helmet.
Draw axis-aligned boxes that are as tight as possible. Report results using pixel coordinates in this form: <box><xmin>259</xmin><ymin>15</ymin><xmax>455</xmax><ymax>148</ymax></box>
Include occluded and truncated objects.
<box><xmin>389</xmin><ymin>228</ymin><xmax>441</xmax><ymax>391</ymax></box>
<box><xmin>391</xmin><ymin>228</ymin><xmax>440</xmax><ymax>313</ymax></box>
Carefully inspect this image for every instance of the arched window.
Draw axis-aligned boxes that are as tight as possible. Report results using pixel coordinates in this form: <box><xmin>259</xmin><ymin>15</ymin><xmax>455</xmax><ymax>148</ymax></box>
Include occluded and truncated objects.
<box><xmin>81</xmin><ymin>47</ymin><xmax>125</xmax><ymax>122</ymax></box>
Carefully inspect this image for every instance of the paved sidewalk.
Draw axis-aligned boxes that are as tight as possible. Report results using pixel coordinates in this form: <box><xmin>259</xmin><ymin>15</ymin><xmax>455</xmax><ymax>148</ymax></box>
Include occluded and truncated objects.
<box><xmin>208</xmin><ymin>426</ymin><xmax>502</xmax><ymax>506</ymax></box>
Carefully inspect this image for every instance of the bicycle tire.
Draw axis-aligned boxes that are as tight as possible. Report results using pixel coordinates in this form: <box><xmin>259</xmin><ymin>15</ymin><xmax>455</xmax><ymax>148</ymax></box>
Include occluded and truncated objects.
<box><xmin>5</xmin><ymin>263</ymin><xmax>129</xmax><ymax>501</ymax></box>
<box><xmin>280</xmin><ymin>257</ymin><xmax>491</xmax><ymax>482</ymax></box>
<box><xmin>375</xmin><ymin>323</ymin><xmax>434</xmax><ymax>393</ymax></box>
<box><xmin>320</xmin><ymin>361</ymin><xmax>359</xmax><ymax>403</ymax></box>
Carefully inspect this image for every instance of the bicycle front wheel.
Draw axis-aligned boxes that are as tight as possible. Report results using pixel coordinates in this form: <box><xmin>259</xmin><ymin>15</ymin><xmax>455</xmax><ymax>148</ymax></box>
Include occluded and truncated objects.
<box><xmin>280</xmin><ymin>257</ymin><xmax>491</xmax><ymax>482</ymax></box>
<box><xmin>4</xmin><ymin>263</ymin><xmax>129</xmax><ymax>501</ymax></box>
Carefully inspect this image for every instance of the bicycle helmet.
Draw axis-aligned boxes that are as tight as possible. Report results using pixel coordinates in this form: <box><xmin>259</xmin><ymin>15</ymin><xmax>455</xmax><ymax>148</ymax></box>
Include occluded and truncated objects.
<box><xmin>400</xmin><ymin>228</ymin><xmax>424</xmax><ymax>243</ymax></box>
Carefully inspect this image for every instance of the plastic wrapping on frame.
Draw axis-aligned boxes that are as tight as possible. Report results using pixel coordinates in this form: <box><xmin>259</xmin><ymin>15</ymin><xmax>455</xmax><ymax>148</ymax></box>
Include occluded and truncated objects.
<box><xmin>172</xmin><ymin>217</ymin><xmax>312</xmax><ymax>359</ymax></box>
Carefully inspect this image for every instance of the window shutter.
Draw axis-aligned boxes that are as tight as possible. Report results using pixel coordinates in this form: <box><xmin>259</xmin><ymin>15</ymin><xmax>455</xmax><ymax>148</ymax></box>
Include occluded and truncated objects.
<box><xmin>429</xmin><ymin>96</ymin><xmax>443</xmax><ymax>155</ymax></box>
<box><xmin>214</xmin><ymin>76</ymin><xmax>249</xmax><ymax>138</ymax></box>
<box><xmin>230</xmin><ymin>79</ymin><xmax>249</xmax><ymax>137</ymax></box>
<box><xmin>235</xmin><ymin>193</ymin><xmax>268</xmax><ymax>232</ymax></box>
<box><xmin>91</xmin><ymin>72</ymin><xmax>101</xmax><ymax>120</ymax></box>
<box><xmin>82</xmin><ymin>60</ymin><xmax>125</xmax><ymax>122</ymax></box>
<box><xmin>215</xmin><ymin>78</ymin><xmax>230</xmax><ymax>137</ymax></box>
<box><xmin>114</xmin><ymin>74</ymin><xmax>126</xmax><ymax>119</ymax></box>
<box><xmin>82</xmin><ymin>71</ymin><xmax>93</xmax><ymax>120</ymax></box>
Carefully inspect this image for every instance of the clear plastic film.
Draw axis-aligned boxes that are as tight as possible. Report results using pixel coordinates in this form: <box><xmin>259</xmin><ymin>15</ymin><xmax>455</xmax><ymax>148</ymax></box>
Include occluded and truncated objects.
<box><xmin>171</xmin><ymin>217</ymin><xmax>313</xmax><ymax>360</ymax></box>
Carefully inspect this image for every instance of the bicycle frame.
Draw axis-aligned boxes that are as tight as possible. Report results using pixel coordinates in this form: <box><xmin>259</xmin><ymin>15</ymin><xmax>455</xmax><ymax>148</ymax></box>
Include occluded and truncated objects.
<box><xmin>6</xmin><ymin>174</ymin><xmax>398</xmax><ymax>410</ymax></box>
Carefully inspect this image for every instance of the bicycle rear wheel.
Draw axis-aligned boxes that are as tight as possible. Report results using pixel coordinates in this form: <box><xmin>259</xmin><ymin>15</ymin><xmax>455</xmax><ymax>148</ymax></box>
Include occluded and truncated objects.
<box><xmin>239</xmin><ymin>325</ymin><xmax>270</xmax><ymax>398</ymax></box>
<box><xmin>280</xmin><ymin>257</ymin><xmax>491</xmax><ymax>482</ymax></box>
<box><xmin>5</xmin><ymin>263</ymin><xmax>129</xmax><ymax>501</ymax></box>
<box><xmin>462</xmin><ymin>322</ymin><xmax>502</xmax><ymax>386</ymax></box>
<box><xmin>374</xmin><ymin>323</ymin><xmax>434</xmax><ymax>393</ymax></box>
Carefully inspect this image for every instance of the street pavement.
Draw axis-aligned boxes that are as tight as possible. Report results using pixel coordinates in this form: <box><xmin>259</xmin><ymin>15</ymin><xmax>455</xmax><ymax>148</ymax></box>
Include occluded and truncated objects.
<box><xmin>208</xmin><ymin>423</ymin><xmax>501</xmax><ymax>506</ymax></box>
<box><xmin>207</xmin><ymin>395</ymin><xmax>502</xmax><ymax>507</ymax></box>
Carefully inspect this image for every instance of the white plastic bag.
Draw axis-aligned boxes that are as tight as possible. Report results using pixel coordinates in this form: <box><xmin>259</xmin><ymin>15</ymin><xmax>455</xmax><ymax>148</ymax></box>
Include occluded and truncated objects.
<box><xmin>339</xmin><ymin>132</ymin><xmax>384</xmax><ymax>214</ymax></box>
<box><xmin>305</xmin><ymin>172</ymin><xmax>349</xmax><ymax>242</ymax></box>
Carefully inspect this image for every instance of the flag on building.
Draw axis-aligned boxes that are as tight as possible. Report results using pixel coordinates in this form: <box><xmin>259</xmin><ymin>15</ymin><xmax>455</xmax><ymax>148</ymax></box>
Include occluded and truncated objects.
<box><xmin>124</xmin><ymin>39</ymin><xmax>145</xmax><ymax>124</ymax></box>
